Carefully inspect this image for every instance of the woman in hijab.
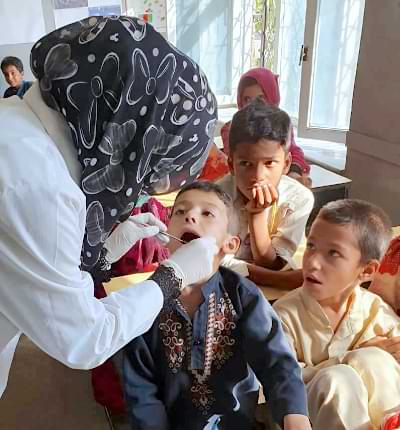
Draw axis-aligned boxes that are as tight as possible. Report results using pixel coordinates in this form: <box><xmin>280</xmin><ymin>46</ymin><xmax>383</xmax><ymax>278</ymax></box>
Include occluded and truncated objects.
<box><xmin>221</xmin><ymin>67</ymin><xmax>311</xmax><ymax>185</ymax></box>
<box><xmin>0</xmin><ymin>15</ymin><xmax>218</xmax><ymax>397</ymax></box>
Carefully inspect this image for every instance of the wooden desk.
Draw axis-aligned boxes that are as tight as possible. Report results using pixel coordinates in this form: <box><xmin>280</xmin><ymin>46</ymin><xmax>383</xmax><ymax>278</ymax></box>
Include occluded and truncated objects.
<box><xmin>298</xmin><ymin>136</ymin><xmax>347</xmax><ymax>173</ymax></box>
<box><xmin>106</xmin><ymin>272</ymin><xmax>152</xmax><ymax>295</ymax></box>
<box><xmin>310</xmin><ymin>164</ymin><xmax>352</xmax><ymax>194</ymax></box>
<box><xmin>309</xmin><ymin>164</ymin><xmax>352</xmax><ymax>224</ymax></box>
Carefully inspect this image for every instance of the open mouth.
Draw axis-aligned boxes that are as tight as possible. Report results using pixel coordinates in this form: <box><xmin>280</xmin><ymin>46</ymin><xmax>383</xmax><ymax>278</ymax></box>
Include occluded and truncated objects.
<box><xmin>180</xmin><ymin>232</ymin><xmax>200</xmax><ymax>243</ymax></box>
<box><xmin>305</xmin><ymin>275</ymin><xmax>321</xmax><ymax>285</ymax></box>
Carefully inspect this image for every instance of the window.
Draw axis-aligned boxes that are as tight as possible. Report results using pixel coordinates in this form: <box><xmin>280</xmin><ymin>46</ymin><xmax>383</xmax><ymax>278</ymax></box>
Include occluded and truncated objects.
<box><xmin>273</xmin><ymin>0</ymin><xmax>365</xmax><ymax>143</ymax></box>
<box><xmin>298</xmin><ymin>0</ymin><xmax>365</xmax><ymax>143</ymax></box>
<box><xmin>166</xmin><ymin>0</ymin><xmax>253</xmax><ymax>106</ymax></box>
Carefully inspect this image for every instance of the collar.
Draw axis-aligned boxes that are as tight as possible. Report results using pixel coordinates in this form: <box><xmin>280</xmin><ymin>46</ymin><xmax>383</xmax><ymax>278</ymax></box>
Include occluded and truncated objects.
<box><xmin>300</xmin><ymin>286</ymin><xmax>364</xmax><ymax>336</ymax></box>
<box><xmin>200</xmin><ymin>270</ymin><xmax>223</xmax><ymax>299</ymax></box>
<box><xmin>172</xmin><ymin>271</ymin><xmax>223</xmax><ymax>319</ymax></box>
<box><xmin>23</xmin><ymin>82</ymin><xmax>82</xmax><ymax>185</ymax></box>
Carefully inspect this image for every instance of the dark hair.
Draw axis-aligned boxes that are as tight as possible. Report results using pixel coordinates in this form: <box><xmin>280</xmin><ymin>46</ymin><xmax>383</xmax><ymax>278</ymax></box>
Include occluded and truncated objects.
<box><xmin>318</xmin><ymin>199</ymin><xmax>392</xmax><ymax>262</ymax></box>
<box><xmin>1</xmin><ymin>56</ymin><xmax>24</xmax><ymax>73</ymax></box>
<box><xmin>229</xmin><ymin>98</ymin><xmax>291</xmax><ymax>153</ymax></box>
<box><xmin>174</xmin><ymin>181</ymin><xmax>238</xmax><ymax>234</ymax></box>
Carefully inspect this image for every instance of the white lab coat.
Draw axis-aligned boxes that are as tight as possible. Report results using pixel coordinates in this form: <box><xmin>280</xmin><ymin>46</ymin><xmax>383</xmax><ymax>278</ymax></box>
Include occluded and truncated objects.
<box><xmin>0</xmin><ymin>92</ymin><xmax>164</xmax><ymax>397</ymax></box>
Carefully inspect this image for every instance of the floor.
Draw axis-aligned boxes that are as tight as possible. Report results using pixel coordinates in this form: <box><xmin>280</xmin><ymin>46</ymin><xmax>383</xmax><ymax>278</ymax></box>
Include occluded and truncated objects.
<box><xmin>0</xmin><ymin>336</ymin><xmax>110</xmax><ymax>430</ymax></box>
<box><xmin>106</xmin><ymin>410</ymin><xmax>131</xmax><ymax>430</ymax></box>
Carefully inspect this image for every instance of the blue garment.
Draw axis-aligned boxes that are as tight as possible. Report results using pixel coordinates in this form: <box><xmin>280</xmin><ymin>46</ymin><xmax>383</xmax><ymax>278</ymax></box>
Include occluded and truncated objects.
<box><xmin>3</xmin><ymin>80</ymin><xmax>32</xmax><ymax>99</ymax></box>
<box><xmin>123</xmin><ymin>267</ymin><xmax>308</xmax><ymax>430</ymax></box>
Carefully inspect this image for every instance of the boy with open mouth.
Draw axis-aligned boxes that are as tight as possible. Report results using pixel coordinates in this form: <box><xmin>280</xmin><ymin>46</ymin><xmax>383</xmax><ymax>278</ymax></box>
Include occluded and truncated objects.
<box><xmin>122</xmin><ymin>181</ymin><xmax>310</xmax><ymax>430</ymax></box>
<box><xmin>274</xmin><ymin>199</ymin><xmax>400</xmax><ymax>429</ymax></box>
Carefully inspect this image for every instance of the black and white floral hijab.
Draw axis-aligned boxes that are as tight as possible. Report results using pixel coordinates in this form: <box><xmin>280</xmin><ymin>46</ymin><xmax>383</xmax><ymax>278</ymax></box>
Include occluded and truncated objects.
<box><xmin>30</xmin><ymin>16</ymin><xmax>217</xmax><ymax>271</ymax></box>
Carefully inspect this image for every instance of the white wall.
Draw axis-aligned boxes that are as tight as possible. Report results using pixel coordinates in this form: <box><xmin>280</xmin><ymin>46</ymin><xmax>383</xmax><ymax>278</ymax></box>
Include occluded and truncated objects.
<box><xmin>346</xmin><ymin>0</ymin><xmax>400</xmax><ymax>224</ymax></box>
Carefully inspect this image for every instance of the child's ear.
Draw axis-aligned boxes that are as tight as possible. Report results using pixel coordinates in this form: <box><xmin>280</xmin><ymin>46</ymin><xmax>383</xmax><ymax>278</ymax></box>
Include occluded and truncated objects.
<box><xmin>358</xmin><ymin>259</ymin><xmax>380</xmax><ymax>283</ymax></box>
<box><xmin>221</xmin><ymin>235</ymin><xmax>241</xmax><ymax>255</ymax></box>
<box><xmin>283</xmin><ymin>151</ymin><xmax>292</xmax><ymax>175</ymax></box>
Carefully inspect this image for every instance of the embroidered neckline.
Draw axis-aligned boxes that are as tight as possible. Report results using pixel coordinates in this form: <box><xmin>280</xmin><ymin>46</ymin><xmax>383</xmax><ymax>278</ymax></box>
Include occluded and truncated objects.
<box><xmin>159</xmin><ymin>291</ymin><xmax>237</xmax><ymax>414</ymax></box>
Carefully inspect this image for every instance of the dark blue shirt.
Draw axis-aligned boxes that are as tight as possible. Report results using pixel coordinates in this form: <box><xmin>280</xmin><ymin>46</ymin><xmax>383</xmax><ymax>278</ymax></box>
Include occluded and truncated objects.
<box><xmin>3</xmin><ymin>80</ymin><xmax>32</xmax><ymax>99</ymax></box>
<box><xmin>123</xmin><ymin>267</ymin><xmax>308</xmax><ymax>430</ymax></box>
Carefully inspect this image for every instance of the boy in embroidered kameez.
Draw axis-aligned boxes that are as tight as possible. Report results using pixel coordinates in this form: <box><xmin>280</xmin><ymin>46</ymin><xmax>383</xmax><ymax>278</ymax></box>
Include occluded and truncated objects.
<box><xmin>273</xmin><ymin>199</ymin><xmax>400</xmax><ymax>429</ymax></box>
<box><xmin>218</xmin><ymin>98</ymin><xmax>314</xmax><ymax>290</ymax></box>
<box><xmin>123</xmin><ymin>181</ymin><xmax>310</xmax><ymax>430</ymax></box>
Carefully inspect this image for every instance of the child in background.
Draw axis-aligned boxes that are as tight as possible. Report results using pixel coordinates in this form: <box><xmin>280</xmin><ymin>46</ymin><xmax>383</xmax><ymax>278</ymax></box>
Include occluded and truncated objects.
<box><xmin>123</xmin><ymin>181</ymin><xmax>310</xmax><ymax>430</ymax></box>
<box><xmin>273</xmin><ymin>199</ymin><xmax>400</xmax><ymax>429</ymax></box>
<box><xmin>221</xmin><ymin>67</ymin><xmax>310</xmax><ymax>187</ymax></box>
<box><xmin>1</xmin><ymin>56</ymin><xmax>32</xmax><ymax>99</ymax></box>
<box><xmin>218</xmin><ymin>99</ymin><xmax>314</xmax><ymax>289</ymax></box>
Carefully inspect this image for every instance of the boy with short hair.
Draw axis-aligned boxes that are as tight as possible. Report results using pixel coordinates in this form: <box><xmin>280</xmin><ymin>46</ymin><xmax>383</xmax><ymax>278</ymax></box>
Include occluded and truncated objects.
<box><xmin>123</xmin><ymin>181</ymin><xmax>311</xmax><ymax>430</ymax></box>
<box><xmin>218</xmin><ymin>98</ymin><xmax>314</xmax><ymax>289</ymax></box>
<box><xmin>273</xmin><ymin>199</ymin><xmax>400</xmax><ymax>429</ymax></box>
<box><xmin>1</xmin><ymin>56</ymin><xmax>32</xmax><ymax>98</ymax></box>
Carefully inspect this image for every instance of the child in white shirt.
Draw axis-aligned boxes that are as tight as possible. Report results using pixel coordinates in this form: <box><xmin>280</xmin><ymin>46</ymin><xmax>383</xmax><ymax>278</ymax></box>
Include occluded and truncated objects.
<box><xmin>219</xmin><ymin>99</ymin><xmax>314</xmax><ymax>289</ymax></box>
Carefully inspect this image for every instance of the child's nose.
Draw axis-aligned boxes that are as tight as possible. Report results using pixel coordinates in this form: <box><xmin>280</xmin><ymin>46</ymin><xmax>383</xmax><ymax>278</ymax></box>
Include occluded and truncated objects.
<box><xmin>256</xmin><ymin>163</ymin><xmax>269</xmax><ymax>181</ymax></box>
<box><xmin>306</xmin><ymin>253</ymin><xmax>322</xmax><ymax>270</ymax></box>
<box><xmin>185</xmin><ymin>212</ymin><xmax>197</xmax><ymax>224</ymax></box>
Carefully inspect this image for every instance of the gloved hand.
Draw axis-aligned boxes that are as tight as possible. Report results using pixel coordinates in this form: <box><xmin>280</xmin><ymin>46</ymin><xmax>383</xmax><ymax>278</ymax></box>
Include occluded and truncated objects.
<box><xmin>104</xmin><ymin>213</ymin><xmax>168</xmax><ymax>263</ymax></box>
<box><xmin>162</xmin><ymin>237</ymin><xmax>219</xmax><ymax>288</ymax></box>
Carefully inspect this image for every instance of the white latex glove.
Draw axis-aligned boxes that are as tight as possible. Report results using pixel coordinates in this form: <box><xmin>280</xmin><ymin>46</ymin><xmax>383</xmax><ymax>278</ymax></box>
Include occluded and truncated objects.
<box><xmin>162</xmin><ymin>237</ymin><xmax>219</xmax><ymax>288</ymax></box>
<box><xmin>104</xmin><ymin>213</ymin><xmax>168</xmax><ymax>263</ymax></box>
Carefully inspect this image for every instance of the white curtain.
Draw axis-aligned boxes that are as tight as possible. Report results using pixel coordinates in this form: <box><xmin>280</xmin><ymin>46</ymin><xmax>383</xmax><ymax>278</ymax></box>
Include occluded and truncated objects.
<box><xmin>309</xmin><ymin>0</ymin><xmax>365</xmax><ymax>130</ymax></box>
<box><xmin>167</xmin><ymin>0</ymin><xmax>252</xmax><ymax>106</ymax></box>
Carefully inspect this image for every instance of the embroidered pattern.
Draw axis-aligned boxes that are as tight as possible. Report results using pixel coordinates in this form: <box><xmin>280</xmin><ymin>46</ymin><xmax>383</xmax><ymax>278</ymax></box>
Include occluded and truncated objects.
<box><xmin>192</xmin><ymin>292</ymin><xmax>237</xmax><ymax>413</ymax></box>
<box><xmin>159</xmin><ymin>291</ymin><xmax>237</xmax><ymax>414</ymax></box>
<box><xmin>212</xmin><ymin>294</ymin><xmax>236</xmax><ymax>368</ymax></box>
<box><xmin>159</xmin><ymin>314</ymin><xmax>186</xmax><ymax>373</ymax></box>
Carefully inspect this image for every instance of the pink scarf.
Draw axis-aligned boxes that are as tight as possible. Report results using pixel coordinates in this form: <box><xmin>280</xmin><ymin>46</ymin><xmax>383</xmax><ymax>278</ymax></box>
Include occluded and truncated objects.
<box><xmin>237</xmin><ymin>67</ymin><xmax>280</xmax><ymax>108</ymax></box>
<box><xmin>221</xmin><ymin>68</ymin><xmax>310</xmax><ymax>174</ymax></box>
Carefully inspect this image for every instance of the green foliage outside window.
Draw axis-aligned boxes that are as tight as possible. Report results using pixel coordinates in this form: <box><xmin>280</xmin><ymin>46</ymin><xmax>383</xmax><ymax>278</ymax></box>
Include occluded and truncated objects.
<box><xmin>252</xmin><ymin>0</ymin><xmax>277</xmax><ymax>70</ymax></box>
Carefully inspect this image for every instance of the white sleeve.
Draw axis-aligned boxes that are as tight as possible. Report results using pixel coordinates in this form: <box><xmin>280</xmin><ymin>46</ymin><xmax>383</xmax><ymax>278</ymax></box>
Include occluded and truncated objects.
<box><xmin>220</xmin><ymin>254</ymin><xmax>249</xmax><ymax>277</ymax></box>
<box><xmin>0</xmin><ymin>182</ymin><xmax>163</xmax><ymax>370</ymax></box>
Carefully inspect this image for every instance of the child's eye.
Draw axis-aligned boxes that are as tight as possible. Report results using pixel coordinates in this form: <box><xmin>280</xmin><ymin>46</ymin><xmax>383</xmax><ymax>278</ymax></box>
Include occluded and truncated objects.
<box><xmin>306</xmin><ymin>242</ymin><xmax>315</xmax><ymax>250</ymax></box>
<box><xmin>174</xmin><ymin>208</ymin><xmax>185</xmax><ymax>215</ymax></box>
<box><xmin>239</xmin><ymin>160</ymin><xmax>251</xmax><ymax>167</ymax></box>
<box><xmin>265</xmin><ymin>161</ymin><xmax>277</xmax><ymax>167</ymax></box>
<box><xmin>203</xmin><ymin>210</ymin><xmax>215</xmax><ymax>218</ymax></box>
<box><xmin>328</xmin><ymin>250</ymin><xmax>340</xmax><ymax>257</ymax></box>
